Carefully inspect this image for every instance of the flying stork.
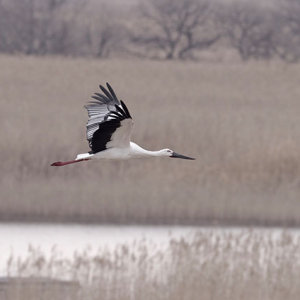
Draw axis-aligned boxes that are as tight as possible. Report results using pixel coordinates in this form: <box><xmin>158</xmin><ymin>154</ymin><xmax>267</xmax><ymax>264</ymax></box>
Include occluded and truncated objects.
<box><xmin>51</xmin><ymin>83</ymin><xmax>195</xmax><ymax>166</ymax></box>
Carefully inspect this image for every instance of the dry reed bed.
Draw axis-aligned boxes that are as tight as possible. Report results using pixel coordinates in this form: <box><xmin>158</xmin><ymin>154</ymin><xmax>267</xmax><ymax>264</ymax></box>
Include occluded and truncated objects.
<box><xmin>4</xmin><ymin>229</ymin><xmax>300</xmax><ymax>300</ymax></box>
<box><xmin>1</xmin><ymin>55</ymin><xmax>300</xmax><ymax>225</ymax></box>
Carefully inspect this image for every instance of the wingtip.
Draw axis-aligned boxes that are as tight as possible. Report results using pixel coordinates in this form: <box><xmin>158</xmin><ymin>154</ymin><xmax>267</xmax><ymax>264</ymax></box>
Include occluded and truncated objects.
<box><xmin>106</xmin><ymin>82</ymin><xmax>119</xmax><ymax>103</ymax></box>
<box><xmin>106</xmin><ymin>82</ymin><xmax>113</xmax><ymax>91</ymax></box>
<box><xmin>120</xmin><ymin>100</ymin><xmax>132</xmax><ymax>119</ymax></box>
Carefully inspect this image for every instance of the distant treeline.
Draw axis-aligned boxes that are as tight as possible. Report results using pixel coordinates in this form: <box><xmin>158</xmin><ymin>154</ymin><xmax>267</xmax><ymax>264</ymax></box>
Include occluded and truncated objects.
<box><xmin>1</xmin><ymin>0</ymin><xmax>300</xmax><ymax>62</ymax></box>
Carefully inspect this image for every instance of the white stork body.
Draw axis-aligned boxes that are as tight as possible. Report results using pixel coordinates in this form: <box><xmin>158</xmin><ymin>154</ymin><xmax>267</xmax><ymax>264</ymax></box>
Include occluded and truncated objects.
<box><xmin>76</xmin><ymin>142</ymin><xmax>174</xmax><ymax>161</ymax></box>
<box><xmin>51</xmin><ymin>83</ymin><xmax>195</xmax><ymax>166</ymax></box>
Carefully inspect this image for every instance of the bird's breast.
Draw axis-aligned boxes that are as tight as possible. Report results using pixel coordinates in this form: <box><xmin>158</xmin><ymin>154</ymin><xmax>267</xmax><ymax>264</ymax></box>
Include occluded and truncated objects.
<box><xmin>92</xmin><ymin>147</ymin><xmax>132</xmax><ymax>160</ymax></box>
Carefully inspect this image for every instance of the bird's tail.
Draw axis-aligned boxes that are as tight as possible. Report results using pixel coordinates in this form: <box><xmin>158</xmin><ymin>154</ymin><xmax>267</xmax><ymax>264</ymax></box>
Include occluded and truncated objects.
<box><xmin>76</xmin><ymin>153</ymin><xmax>92</xmax><ymax>160</ymax></box>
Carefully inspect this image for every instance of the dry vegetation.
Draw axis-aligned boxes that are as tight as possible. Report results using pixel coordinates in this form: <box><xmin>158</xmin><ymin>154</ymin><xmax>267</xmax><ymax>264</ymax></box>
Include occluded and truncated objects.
<box><xmin>3</xmin><ymin>229</ymin><xmax>300</xmax><ymax>300</ymax></box>
<box><xmin>1</xmin><ymin>55</ymin><xmax>300</xmax><ymax>226</ymax></box>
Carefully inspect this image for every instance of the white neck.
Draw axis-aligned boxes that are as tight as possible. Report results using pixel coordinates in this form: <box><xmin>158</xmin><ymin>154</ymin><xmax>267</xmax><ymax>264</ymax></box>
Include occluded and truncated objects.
<box><xmin>130</xmin><ymin>142</ymin><xmax>165</xmax><ymax>158</ymax></box>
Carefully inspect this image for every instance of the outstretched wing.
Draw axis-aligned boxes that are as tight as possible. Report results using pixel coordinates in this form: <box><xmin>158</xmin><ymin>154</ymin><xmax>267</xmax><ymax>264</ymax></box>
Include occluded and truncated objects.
<box><xmin>85</xmin><ymin>83</ymin><xmax>133</xmax><ymax>153</ymax></box>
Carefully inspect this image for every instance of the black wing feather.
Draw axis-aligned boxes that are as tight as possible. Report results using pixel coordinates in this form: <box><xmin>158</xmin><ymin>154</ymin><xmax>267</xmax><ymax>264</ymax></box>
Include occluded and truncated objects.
<box><xmin>115</xmin><ymin>104</ymin><xmax>127</xmax><ymax>117</ymax></box>
<box><xmin>85</xmin><ymin>83</ymin><xmax>133</xmax><ymax>154</ymax></box>
<box><xmin>93</xmin><ymin>93</ymin><xmax>110</xmax><ymax>103</ymax></box>
<box><xmin>121</xmin><ymin>100</ymin><xmax>132</xmax><ymax>119</ymax></box>
<box><xmin>106</xmin><ymin>82</ymin><xmax>119</xmax><ymax>102</ymax></box>
<box><xmin>91</xmin><ymin>120</ymin><xmax>121</xmax><ymax>153</ymax></box>
<box><xmin>100</xmin><ymin>85</ymin><xmax>115</xmax><ymax>103</ymax></box>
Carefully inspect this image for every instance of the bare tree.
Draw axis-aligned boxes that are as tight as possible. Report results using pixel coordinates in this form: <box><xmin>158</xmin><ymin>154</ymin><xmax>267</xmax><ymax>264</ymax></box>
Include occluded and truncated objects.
<box><xmin>218</xmin><ymin>3</ymin><xmax>274</xmax><ymax>61</ymax></box>
<box><xmin>0</xmin><ymin>0</ymin><xmax>37</xmax><ymax>54</ymax></box>
<box><xmin>0</xmin><ymin>0</ymin><xmax>79</xmax><ymax>55</ymax></box>
<box><xmin>0</xmin><ymin>1</ymin><xmax>14</xmax><ymax>53</ymax></box>
<box><xmin>130</xmin><ymin>0</ymin><xmax>220</xmax><ymax>60</ymax></box>
<box><xmin>82</xmin><ymin>4</ymin><xmax>125</xmax><ymax>58</ymax></box>
<box><xmin>271</xmin><ymin>0</ymin><xmax>300</xmax><ymax>63</ymax></box>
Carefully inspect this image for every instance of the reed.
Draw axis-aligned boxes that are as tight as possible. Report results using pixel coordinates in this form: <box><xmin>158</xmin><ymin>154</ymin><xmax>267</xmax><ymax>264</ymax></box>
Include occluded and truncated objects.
<box><xmin>4</xmin><ymin>229</ymin><xmax>300</xmax><ymax>300</ymax></box>
<box><xmin>1</xmin><ymin>55</ymin><xmax>300</xmax><ymax>225</ymax></box>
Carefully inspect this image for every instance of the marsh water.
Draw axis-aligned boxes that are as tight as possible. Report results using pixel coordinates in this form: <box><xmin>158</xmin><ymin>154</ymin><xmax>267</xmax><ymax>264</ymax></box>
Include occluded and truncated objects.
<box><xmin>1</xmin><ymin>223</ymin><xmax>300</xmax><ymax>275</ymax></box>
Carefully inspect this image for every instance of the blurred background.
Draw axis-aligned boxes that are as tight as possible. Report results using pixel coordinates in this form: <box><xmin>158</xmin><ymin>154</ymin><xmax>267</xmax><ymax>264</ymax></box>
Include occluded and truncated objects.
<box><xmin>1</xmin><ymin>0</ymin><xmax>300</xmax><ymax>299</ymax></box>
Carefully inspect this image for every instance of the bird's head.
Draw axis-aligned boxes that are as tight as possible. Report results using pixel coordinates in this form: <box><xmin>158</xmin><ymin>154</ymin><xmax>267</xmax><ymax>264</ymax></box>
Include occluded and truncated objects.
<box><xmin>161</xmin><ymin>149</ymin><xmax>195</xmax><ymax>160</ymax></box>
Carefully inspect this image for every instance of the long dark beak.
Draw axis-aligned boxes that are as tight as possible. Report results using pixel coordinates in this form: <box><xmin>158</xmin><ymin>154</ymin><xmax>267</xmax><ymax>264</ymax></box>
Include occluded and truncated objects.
<box><xmin>171</xmin><ymin>152</ymin><xmax>195</xmax><ymax>160</ymax></box>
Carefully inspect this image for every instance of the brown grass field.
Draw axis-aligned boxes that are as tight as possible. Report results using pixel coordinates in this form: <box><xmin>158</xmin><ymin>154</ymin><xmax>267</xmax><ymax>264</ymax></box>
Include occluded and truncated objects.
<box><xmin>4</xmin><ymin>229</ymin><xmax>300</xmax><ymax>300</ymax></box>
<box><xmin>1</xmin><ymin>55</ymin><xmax>300</xmax><ymax>226</ymax></box>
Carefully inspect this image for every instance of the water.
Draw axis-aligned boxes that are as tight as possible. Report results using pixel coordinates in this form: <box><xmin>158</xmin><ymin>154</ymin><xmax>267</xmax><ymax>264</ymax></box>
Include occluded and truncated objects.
<box><xmin>1</xmin><ymin>223</ymin><xmax>300</xmax><ymax>276</ymax></box>
<box><xmin>0</xmin><ymin>223</ymin><xmax>198</xmax><ymax>272</ymax></box>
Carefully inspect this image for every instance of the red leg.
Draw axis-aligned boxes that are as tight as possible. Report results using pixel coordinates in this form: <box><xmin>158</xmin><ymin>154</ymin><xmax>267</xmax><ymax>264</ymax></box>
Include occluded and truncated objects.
<box><xmin>51</xmin><ymin>158</ymin><xmax>90</xmax><ymax>166</ymax></box>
